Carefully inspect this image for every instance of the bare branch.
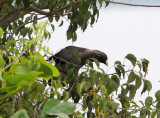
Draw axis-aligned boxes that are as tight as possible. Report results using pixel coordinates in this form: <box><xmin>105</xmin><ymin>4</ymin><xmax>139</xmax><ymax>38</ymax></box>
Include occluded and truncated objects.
<box><xmin>104</xmin><ymin>0</ymin><xmax>160</xmax><ymax>7</ymax></box>
<box><xmin>29</xmin><ymin>4</ymin><xmax>50</xmax><ymax>15</ymax></box>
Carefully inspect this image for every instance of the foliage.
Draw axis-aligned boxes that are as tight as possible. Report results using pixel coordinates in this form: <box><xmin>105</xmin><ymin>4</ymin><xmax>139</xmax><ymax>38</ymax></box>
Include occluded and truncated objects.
<box><xmin>0</xmin><ymin>0</ymin><xmax>159</xmax><ymax>118</ymax></box>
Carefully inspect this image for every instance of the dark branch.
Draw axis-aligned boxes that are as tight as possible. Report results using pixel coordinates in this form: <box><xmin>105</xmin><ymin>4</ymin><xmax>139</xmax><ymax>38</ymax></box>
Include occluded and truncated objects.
<box><xmin>0</xmin><ymin>0</ymin><xmax>83</xmax><ymax>30</ymax></box>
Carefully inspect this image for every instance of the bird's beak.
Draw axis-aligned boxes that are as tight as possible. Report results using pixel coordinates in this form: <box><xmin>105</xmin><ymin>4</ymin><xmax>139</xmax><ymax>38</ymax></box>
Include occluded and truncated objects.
<box><xmin>106</xmin><ymin>60</ymin><xmax>108</xmax><ymax>66</ymax></box>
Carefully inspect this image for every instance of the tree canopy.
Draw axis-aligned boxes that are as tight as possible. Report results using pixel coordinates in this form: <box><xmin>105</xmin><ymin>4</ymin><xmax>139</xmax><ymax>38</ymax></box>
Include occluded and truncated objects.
<box><xmin>0</xmin><ymin>0</ymin><xmax>159</xmax><ymax>118</ymax></box>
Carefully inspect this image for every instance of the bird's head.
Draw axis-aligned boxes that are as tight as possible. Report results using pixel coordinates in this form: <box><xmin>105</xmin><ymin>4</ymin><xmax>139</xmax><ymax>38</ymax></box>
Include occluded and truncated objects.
<box><xmin>93</xmin><ymin>50</ymin><xmax>108</xmax><ymax>66</ymax></box>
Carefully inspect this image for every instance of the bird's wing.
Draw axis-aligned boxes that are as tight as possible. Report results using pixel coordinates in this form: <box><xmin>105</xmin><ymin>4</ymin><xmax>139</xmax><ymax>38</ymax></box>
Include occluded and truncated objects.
<box><xmin>65</xmin><ymin>46</ymin><xmax>89</xmax><ymax>52</ymax></box>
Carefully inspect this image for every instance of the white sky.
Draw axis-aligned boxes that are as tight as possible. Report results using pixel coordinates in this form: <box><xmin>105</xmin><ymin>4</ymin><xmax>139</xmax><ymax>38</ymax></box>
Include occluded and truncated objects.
<box><xmin>46</xmin><ymin>2</ymin><xmax>160</xmax><ymax>101</ymax></box>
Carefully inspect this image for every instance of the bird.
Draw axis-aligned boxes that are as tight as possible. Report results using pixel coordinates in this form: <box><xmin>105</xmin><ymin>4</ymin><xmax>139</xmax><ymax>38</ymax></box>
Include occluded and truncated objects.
<box><xmin>48</xmin><ymin>46</ymin><xmax>108</xmax><ymax>103</ymax></box>
<box><xmin>48</xmin><ymin>46</ymin><xmax>108</xmax><ymax>73</ymax></box>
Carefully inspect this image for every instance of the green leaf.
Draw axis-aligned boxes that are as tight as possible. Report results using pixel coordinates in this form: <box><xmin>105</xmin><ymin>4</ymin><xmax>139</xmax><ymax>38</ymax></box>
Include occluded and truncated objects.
<box><xmin>6</xmin><ymin>39</ymin><xmax>16</xmax><ymax>49</ymax></box>
<box><xmin>141</xmin><ymin>80</ymin><xmax>152</xmax><ymax>95</ymax></box>
<box><xmin>33</xmin><ymin>52</ymin><xmax>59</xmax><ymax>78</ymax></box>
<box><xmin>145</xmin><ymin>96</ymin><xmax>153</xmax><ymax>108</ymax></box>
<box><xmin>156</xmin><ymin>102</ymin><xmax>160</xmax><ymax>110</ymax></box>
<box><xmin>115</xmin><ymin>67</ymin><xmax>121</xmax><ymax>77</ymax></box>
<box><xmin>111</xmin><ymin>75</ymin><xmax>120</xmax><ymax>89</ymax></box>
<box><xmin>129</xmin><ymin>85</ymin><xmax>136</xmax><ymax>100</ymax></box>
<box><xmin>90</xmin><ymin>58</ymin><xmax>100</xmax><ymax>68</ymax></box>
<box><xmin>14</xmin><ymin>65</ymin><xmax>30</xmax><ymax>74</ymax></box>
<box><xmin>11</xmin><ymin>109</ymin><xmax>29</xmax><ymax>118</ymax></box>
<box><xmin>118</xmin><ymin>65</ymin><xmax>125</xmax><ymax>78</ymax></box>
<box><xmin>49</xmin><ymin>1</ymin><xmax>57</xmax><ymax>12</ymax></box>
<box><xmin>0</xmin><ymin>55</ymin><xmax>6</xmax><ymax>68</ymax></box>
<box><xmin>155</xmin><ymin>90</ymin><xmax>160</xmax><ymax>102</ymax></box>
<box><xmin>114</xmin><ymin>61</ymin><xmax>121</xmax><ymax>66</ymax></box>
<box><xmin>40</xmin><ymin>99</ymin><xmax>76</xmax><ymax>118</ymax></box>
<box><xmin>55</xmin><ymin>15</ymin><xmax>60</xmax><ymax>22</ymax></box>
<box><xmin>77</xmin><ymin>13</ymin><xmax>84</xmax><ymax>26</ymax></box>
<box><xmin>40</xmin><ymin>99</ymin><xmax>60</xmax><ymax>118</ymax></box>
<box><xmin>77</xmin><ymin>82</ymin><xmax>87</xmax><ymax>98</ymax></box>
<box><xmin>21</xmin><ymin>27</ymin><xmax>29</xmax><ymax>37</ymax></box>
<box><xmin>59</xmin><ymin>20</ymin><xmax>63</xmax><ymax>27</ymax></box>
<box><xmin>72</xmin><ymin>32</ymin><xmax>77</xmax><ymax>42</ymax></box>
<box><xmin>140</xmin><ymin>108</ymin><xmax>147</xmax><ymax>117</ymax></box>
<box><xmin>25</xmin><ymin>16</ymin><xmax>31</xmax><ymax>23</ymax></box>
<box><xmin>142</xmin><ymin>58</ymin><xmax>149</xmax><ymax>73</ymax></box>
<box><xmin>125</xmin><ymin>53</ymin><xmax>137</xmax><ymax>66</ymax></box>
<box><xmin>67</xmin><ymin>30</ymin><xmax>73</xmax><ymax>40</ymax></box>
<box><xmin>5</xmin><ymin>71</ymin><xmax>42</xmax><ymax>85</ymax></box>
<box><xmin>0</xmin><ymin>27</ymin><xmax>3</xmax><ymax>38</ymax></box>
<box><xmin>151</xmin><ymin>110</ymin><xmax>156</xmax><ymax>118</ymax></box>
<box><xmin>127</xmin><ymin>71</ymin><xmax>136</xmax><ymax>83</ymax></box>
<box><xmin>135</xmin><ymin>75</ymin><xmax>142</xmax><ymax>89</ymax></box>
<box><xmin>107</xmin><ymin>101</ymin><xmax>119</xmax><ymax>111</ymax></box>
<box><xmin>50</xmin><ymin>24</ymin><xmax>55</xmax><ymax>32</ymax></box>
<box><xmin>105</xmin><ymin>1</ymin><xmax>109</xmax><ymax>7</ymax></box>
<box><xmin>98</xmin><ymin>0</ymin><xmax>103</xmax><ymax>6</ymax></box>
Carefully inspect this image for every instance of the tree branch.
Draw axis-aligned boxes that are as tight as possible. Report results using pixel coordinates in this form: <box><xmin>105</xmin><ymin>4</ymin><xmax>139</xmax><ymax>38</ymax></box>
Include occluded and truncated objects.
<box><xmin>104</xmin><ymin>0</ymin><xmax>160</xmax><ymax>7</ymax></box>
<box><xmin>0</xmin><ymin>0</ymin><xmax>12</xmax><ymax>11</ymax></box>
<box><xmin>0</xmin><ymin>0</ymin><xmax>83</xmax><ymax>30</ymax></box>
<box><xmin>0</xmin><ymin>2</ymin><xmax>50</xmax><ymax>30</ymax></box>
<box><xmin>107</xmin><ymin>69</ymin><xmax>132</xmax><ymax>76</ymax></box>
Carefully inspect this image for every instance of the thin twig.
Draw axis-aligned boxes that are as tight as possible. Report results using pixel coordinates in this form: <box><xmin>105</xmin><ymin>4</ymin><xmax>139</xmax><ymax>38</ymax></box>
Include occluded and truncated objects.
<box><xmin>104</xmin><ymin>0</ymin><xmax>160</xmax><ymax>7</ymax></box>
<box><xmin>69</xmin><ymin>77</ymin><xmax>79</xmax><ymax>93</ymax></box>
<box><xmin>107</xmin><ymin>69</ymin><xmax>133</xmax><ymax>76</ymax></box>
<box><xmin>11</xmin><ymin>94</ymin><xmax>17</xmax><ymax>116</ymax></box>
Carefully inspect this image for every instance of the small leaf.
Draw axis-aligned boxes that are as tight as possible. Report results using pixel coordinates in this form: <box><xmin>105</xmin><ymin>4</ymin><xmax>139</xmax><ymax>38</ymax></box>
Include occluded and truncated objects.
<box><xmin>151</xmin><ymin>110</ymin><xmax>156</xmax><ymax>118</ymax></box>
<box><xmin>155</xmin><ymin>90</ymin><xmax>160</xmax><ymax>102</ymax></box>
<box><xmin>141</xmin><ymin>80</ymin><xmax>152</xmax><ymax>95</ymax></box>
<box><xmin>129</xmin><ymin>85</ymin><xmax>136</xmax><ymax>100</ymax></box>
<box><xmin>50</xmin><ymin>24</ymin><xmax>55</xmax><ymax>32</ymax></box>
<box><xmin>125</xmin><ymin>53</ymin><xmax>137</xmax><ymax>66</ymax></box>
<box><xmin>59</xmin><ymin>20</ymin><xmax>63</xmax><ymax>27</ymax></box>
<box><xmin>90</xmin><ymin>58</ymin><xmax>100</xmax><ymax>68</ymax></box>
<box><xmin>135</xmin><ymin>75</ymin><xmax>142</xmax><ymax>89</ymax></box>
<box><xmin>0</xmin><ymin>27</ymin><xmax>3</xmax><ymax>38</ymax></box>
<box><xmin>156</xmin><ymin>102</ymin><xmax>160</xmax><ymax>110</ymax></box>
<box><xmin>55</xmin><ymin>15</ymin><xmax>60</xmax><ymax>22</ymax></box>
<box><xmin>115</xmin><ymin>67</ymin><xmax>121</xmax><ymax>77</ymax></box>
<box><xmin>11</xmin><ymin>109</ymin><xmax>29</xmax><ymax>118</ymax></box>
<box><xmin>49</xmin><ymin>1</ymin><xmax>57</xmax><ymax>12</ymax></box>
<box><xmin>98</xmin><ymin>0</ymin><xmax>103</xmax><ymax>6</ymax></box>
<box><xmin>107</xmin><ymin>101</ymin><xmax>119</xmax><ymax>111</ymax></box>
<box><xmin>145</xmin><ymin>96</ymin><xmax>153</xmax><ymax>108</ymax></box>
<box><xmin>127</xmin><ymin>71</ymin><xmax>136</xmax><ymax>83</ymax></box>
<box><xmin>67</xmin><ymin>30</ymin><xmax>73</xmax><ymax>40</ymax></box>
<box><xmin>105</xmin><ymin>1</ymin><xmax>109</xmax><ymax>7</ymax></box>
<box><xmin>25</xmin><ymin>16</ymin><xmax>31</xmax><ymax>23</ymax></box>
<box><xmin>77</xmin><ymin>82</ymin><xmax>87</xmax><ymax>98</ymax></box>
<box><xmin>114</xmin><ymin>61</ymin><xmax>121</xmax><ymax>65</ymax></box>
<box><xmin>118</xmin><ymin>65</ymin><xmax>125</xmax><ymax>78</ymax></box>
<box><xmin>140</xmin><ymin>108</ymin><xmax>147</xmax><ymax>117</ymax></box>
<box><xmin>21</xmin><ymin>27</ymin><xmax>29</xmax><ymax>37</ymax></box>
<box><xmin>142</xmin><ymin>59</ymin><xmax>149</xmax><ymax>73</ymax></box>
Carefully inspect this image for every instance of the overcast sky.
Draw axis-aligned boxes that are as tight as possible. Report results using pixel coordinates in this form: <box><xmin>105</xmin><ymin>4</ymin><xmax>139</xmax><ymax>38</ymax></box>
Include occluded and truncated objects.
<box><xmin>46</xmin><ymin>1</ymin><xmax>160</xmax><ymax>100</ymax></box>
